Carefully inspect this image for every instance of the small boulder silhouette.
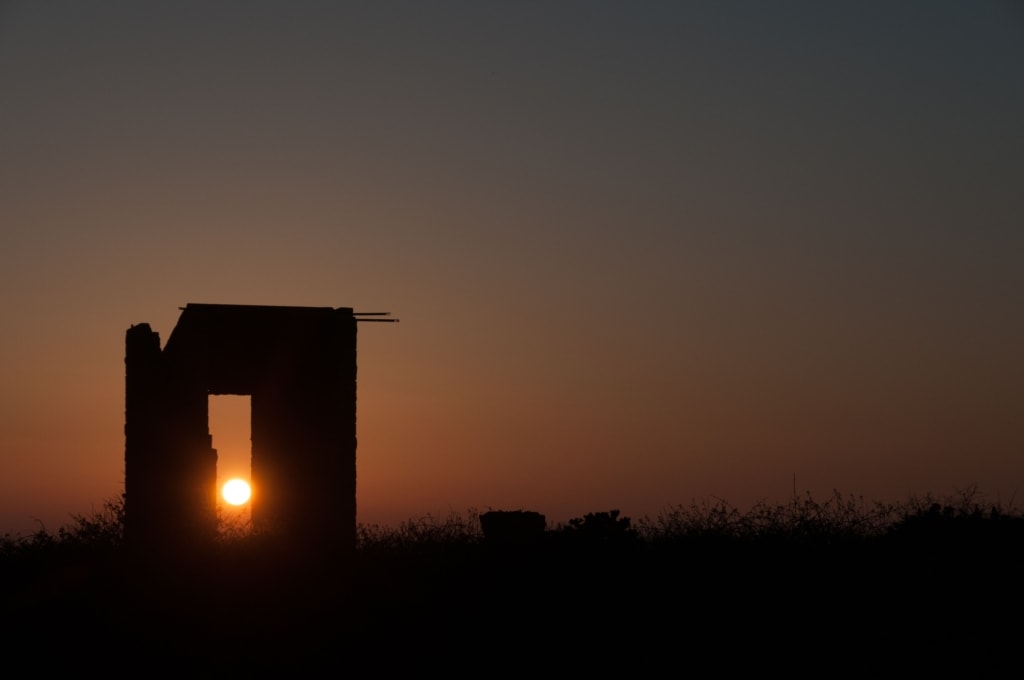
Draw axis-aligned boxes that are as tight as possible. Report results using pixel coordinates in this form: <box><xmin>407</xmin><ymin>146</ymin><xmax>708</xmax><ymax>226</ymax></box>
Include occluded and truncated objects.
<box><xmin>479</xmin><ymin>510</ymin><xmax>546</xmax><ymax>545</ymax></box>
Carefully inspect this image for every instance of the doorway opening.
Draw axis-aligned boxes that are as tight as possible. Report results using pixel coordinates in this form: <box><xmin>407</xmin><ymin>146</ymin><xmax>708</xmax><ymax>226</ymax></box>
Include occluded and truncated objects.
<box><xmin>209</xmin><ymin>394</ymin><xmax>252</xmax><ymax>532</ymax></box>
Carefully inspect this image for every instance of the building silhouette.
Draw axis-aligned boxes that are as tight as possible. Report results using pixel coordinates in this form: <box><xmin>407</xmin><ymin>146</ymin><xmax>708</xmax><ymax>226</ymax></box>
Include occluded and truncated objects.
<box><xmin>124</xmin><ymin>304</ymin><xmax>361</xmax><ymax>551</ymax></box>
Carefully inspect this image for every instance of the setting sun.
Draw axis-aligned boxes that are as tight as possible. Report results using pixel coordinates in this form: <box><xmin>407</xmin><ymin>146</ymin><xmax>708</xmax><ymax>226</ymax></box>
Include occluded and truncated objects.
<box><xmin>222</xmin><ymin>478</ymin><xmax>251</xmax><ymax>506</ymax></box>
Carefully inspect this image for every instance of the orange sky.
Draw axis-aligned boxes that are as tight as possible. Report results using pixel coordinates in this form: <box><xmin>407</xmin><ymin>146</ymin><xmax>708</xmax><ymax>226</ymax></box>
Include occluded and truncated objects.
<box><xmin>1</xmin><ymin>2</ymin><xmax>1022</xmax><ymax>534</ymax></box>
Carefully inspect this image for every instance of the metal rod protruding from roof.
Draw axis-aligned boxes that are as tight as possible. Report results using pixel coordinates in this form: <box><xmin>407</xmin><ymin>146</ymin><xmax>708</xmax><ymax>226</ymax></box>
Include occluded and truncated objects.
<box><xmin>354</xmin><ymin>311</ymin><xmax>398</xmax><ymax>323</ymax></box>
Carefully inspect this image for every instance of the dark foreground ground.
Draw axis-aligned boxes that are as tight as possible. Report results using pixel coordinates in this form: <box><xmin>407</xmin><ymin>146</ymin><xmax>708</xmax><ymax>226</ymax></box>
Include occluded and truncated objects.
<box><xmin>3</xmin><ymin>500</ymin><xmax>1023</xmax><ymax>671</ymax></box>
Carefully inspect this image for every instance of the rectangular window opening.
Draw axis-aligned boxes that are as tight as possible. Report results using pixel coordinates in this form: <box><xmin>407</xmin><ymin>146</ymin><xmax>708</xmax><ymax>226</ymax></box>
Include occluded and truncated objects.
<box><xmin>209</xmin><ymin>394</ymin><xmax>252</xmax><ymax>527</ymax></box>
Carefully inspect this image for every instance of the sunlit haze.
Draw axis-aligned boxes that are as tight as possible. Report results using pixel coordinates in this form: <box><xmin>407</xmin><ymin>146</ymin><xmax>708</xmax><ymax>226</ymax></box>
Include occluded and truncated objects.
<box><xmin>1</xmin><ymin>2</ymin><xmax>1021</xmax><ymax>535</ymax></box>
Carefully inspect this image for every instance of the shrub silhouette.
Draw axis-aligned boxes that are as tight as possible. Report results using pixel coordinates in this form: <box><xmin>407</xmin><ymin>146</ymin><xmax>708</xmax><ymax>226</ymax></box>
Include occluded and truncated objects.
<box><xmin>58</xmin><ymin>495</ymin><xmax>126</xmax><ymax>548</ymax></box>
<box><xmin>637</xmin><ymin>491</ymin><xmax>900</xmax><ymax>546</ymax></box>
<box><xmin>356</xmin><ymin>509</ymin><xmax>482</xmax><ymax>556</ymax></box>
<box><xmin>888</xmin><ymin>485</ymin><xmax>1024</xmax><ymax>550</ymax></box>
<box><xmin>563</xmin><ymin>509</ymin><xmax>636</xmax><ymax>543</ymax></box>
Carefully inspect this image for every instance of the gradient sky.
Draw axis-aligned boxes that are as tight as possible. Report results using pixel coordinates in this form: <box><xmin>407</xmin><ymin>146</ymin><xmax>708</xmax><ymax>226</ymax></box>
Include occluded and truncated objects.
<box><xmin>2</xmin><ymin>1</ymin><xmax>1022</xmax><ymax>534</ymax></box>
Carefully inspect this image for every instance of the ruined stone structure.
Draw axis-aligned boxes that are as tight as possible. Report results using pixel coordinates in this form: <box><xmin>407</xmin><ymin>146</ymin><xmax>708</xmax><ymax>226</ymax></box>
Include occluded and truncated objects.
<box><xmin>124</xmin><ymin>304</ymin><xmax>360</xmax><ymax>550</ymax></box>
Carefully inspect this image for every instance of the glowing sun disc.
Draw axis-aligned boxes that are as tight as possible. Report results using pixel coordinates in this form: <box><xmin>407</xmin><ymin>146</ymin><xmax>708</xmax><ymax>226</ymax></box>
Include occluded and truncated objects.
<box><xmin>222</xmin><ymin>479</ymin><xmax>252</xmax><ymax>505</ymax></box>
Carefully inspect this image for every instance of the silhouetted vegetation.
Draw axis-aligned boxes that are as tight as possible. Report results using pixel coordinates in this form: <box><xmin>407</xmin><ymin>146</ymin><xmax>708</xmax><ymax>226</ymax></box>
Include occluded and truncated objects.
<box><xmin>5</xmin><ymin>486</ymin><xmax>1022</xmax><ymax>561</ymax></box>
<box><xmin>3</xmin><ymin>488</ymin><xmax>1022</xmax><ymax>667</ymax></box>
